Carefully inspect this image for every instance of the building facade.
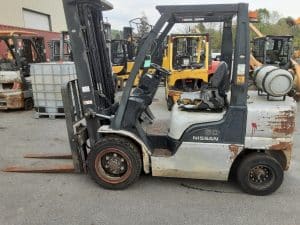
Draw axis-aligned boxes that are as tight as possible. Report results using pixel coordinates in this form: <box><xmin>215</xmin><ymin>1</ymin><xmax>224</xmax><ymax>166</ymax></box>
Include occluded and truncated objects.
<box><xmin>0</xmin><ymin>0</ymin><xmax>67</xmax><ymax>32</ymax></box>
<box><xmin>0</xmin><ymin>0</ymin><xmax>113</xmax><ymax>60</ymax></box>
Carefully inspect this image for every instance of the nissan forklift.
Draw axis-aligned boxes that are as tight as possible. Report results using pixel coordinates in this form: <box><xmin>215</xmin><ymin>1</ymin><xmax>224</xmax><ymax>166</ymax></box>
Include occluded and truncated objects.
<box><xmin>4</xmin><ymin>1</ymin><xmax>297</xmax><ymax>196</ymax></box>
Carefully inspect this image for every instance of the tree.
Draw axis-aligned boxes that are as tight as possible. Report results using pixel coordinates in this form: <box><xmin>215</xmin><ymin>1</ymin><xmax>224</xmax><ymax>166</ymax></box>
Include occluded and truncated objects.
<box><xmin>137</xmin><ymin>13</ymin><xmax>151</xmax><ymax>38</ymax></box>
<box><xmin>269</xmin><ymin>11</ymin><xmax>281</xmax><ymax>24</ymax></box>
<box><xmin>257</xmin><ymin>8</ymin><xmax>270</xmax><ymax>24</ymax></box>
<box><xmin>111</xmin><ymin>29</ymin><xmax>122</xmax><ymax>40</ymax></box>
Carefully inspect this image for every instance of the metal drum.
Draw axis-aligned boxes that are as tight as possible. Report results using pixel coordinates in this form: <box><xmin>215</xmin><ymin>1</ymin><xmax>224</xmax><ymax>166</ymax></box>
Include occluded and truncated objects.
<box><xmin>254</xmin><ymin>65</ymin><xmax>293</xmax><ymax>97</ymax></box>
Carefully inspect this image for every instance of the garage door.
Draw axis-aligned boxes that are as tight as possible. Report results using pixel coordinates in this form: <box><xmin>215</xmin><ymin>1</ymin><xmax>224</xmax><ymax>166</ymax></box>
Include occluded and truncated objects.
<box><xmin>23</xmin><ymin>9</ymin><xmax>51</xmax><ymax>31</ymax></box>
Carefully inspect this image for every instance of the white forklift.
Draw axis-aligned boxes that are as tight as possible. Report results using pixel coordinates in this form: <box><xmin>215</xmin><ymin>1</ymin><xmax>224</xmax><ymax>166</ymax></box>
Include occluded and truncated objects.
<box><xmin>4</xmin><ymin>1</ymin><xmax>297</xmax><ymax>196</ymax></box>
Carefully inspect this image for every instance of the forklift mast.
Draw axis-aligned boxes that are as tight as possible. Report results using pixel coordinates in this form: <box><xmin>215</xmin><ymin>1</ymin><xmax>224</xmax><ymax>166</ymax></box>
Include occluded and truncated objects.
<box><xmin>63</xmin><ymin>0</ymin><xmax>115</xmax><ymax>146</ymax></box>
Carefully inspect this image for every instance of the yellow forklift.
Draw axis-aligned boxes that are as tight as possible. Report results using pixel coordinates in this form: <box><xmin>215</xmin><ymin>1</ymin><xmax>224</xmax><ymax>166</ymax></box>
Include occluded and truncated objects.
<box><xmin>112</xmin><ymin>19</ymin><xmax>154</xmax><ymax>90</ymax></box>
<box><xmin>111</xmin><ymin>27</ymin><xmax>138</xmax><ymax>90</ymax></box>
<box><xmin>163</xmin><ymin>34</ymin><xmax>212</xmax><ymax>110</ymax></box>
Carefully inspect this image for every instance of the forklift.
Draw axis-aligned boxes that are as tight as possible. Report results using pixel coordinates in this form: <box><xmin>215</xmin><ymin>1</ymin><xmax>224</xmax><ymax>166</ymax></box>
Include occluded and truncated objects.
<box><xmin>163</xmin><ymin>33</ymin><xmax>219</xmax><ymax>110</ymax></box>
<box><xmin>252</xmin><ymin>35</ymin><xmax>294</xmax><ymax>69</ymax></box>
<box><xmin>111</xmin><ymin>20</ymin><xmax>153</xmax><ymax>90</ymax></box>
<box><xmin>111</xmin><ymin>27</ymin><xmax>138</xmax><ymax>89</ymax></box>
<box><xmin>0</xmin><ymin>30</ymin><xmax>46</xmax><ymax>110</ymax></box>
<box><xmin>49</xmin><ymin>31</ymin><xmax>73</xmax><ymax>62</ymax></box>
<box><xmin>4</xmin><ymin>1</ymin><xmax>297</xmax><ymax>196</ymax></box>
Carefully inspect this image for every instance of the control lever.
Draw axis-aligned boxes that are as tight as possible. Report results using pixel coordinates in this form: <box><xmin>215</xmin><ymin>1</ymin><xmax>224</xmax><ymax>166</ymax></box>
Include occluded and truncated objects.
<box><xmin>84</xmin><ymin>108</ymin><xmax>114</xmax><ymax>120</ymax></box>
<box><xmin>150</xmin><ymin>63</ymin><xmax>171</xmax><ymax>77</ymax></box>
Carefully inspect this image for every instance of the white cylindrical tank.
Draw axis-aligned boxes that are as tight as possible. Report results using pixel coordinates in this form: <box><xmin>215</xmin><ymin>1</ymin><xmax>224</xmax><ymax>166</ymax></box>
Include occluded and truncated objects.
<box><xmin>254</xmin><ymin>65</ymin><xmax>293</xmax><ymax>97</ymax></box>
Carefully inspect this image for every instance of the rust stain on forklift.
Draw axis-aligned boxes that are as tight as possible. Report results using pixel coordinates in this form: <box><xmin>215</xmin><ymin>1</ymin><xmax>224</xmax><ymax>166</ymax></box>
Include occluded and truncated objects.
<box><xmin>229</xmin><ymin>144</ymin><xmax>240</xmax><ymax>161</ymax></box>
<box><xmin>0</xmin><ymin>91</ymin><xmax>24</xmax><ymax>109</ymax></box>
<box><xmin>270</xmin><ymin>110</ymin><xmax>296</xmax><ymax>135</ymax></box>
<box><xmin>270</xmin><ymin>141</ymin><xmax>293</xmax><ymax>170</ymax></box>
<box><xmin>0</xmin><ymin>72</ymin><xmax>24</xmax><ymax>109</ymax></box>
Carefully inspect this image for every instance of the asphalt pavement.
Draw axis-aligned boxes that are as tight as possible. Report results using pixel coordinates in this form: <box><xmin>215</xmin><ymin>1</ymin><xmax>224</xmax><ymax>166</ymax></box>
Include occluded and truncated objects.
<box><xmin>0</xmin><ymin>88</ymin><xmax>300</xmax><ymax>225</ymax></box>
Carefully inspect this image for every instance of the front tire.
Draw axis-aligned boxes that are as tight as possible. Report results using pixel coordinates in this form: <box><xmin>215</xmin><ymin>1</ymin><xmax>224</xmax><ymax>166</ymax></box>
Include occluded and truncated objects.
<box><xmin>237</xmin><ymin>153</ymin><xmax>283</xmax><ymax>196</ymax></box>
<box><xmin>87</xmin><ymin>136</ymin><xmax>142</xmax><ymax>190</ymax></box>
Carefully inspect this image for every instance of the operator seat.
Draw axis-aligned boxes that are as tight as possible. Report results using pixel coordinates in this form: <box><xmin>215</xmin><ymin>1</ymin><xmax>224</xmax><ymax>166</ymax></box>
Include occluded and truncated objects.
<box><xmin>177</xmin><ymin>61</ymin><xmax>229</xmax><ymax>110</ymax></box>
<box><xmin>209</xmin><ymin>61</ymin><xmax>229</xmax><ymax>96</ymax></box>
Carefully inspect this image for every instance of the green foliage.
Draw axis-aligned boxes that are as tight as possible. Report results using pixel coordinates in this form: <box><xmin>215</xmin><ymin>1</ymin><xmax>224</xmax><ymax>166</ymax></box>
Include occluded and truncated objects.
<box><xmin>190</xmin><ymin>8</ymin><xmax>300</xmax><ymax>51</ymax></box>
<box><xmin>257</xmin><ymin>8</ymin><xmax>270</xmax><ymax>24</ymax></box>
<box><xmin>255</xmin><ymin>8</ymin><xmax>300</xmax><ymax>49</ymax></box>
<box><xmin>111</xmin><ymin>29</ymin><xmax>121</xmax><ymax>40</ymax></box>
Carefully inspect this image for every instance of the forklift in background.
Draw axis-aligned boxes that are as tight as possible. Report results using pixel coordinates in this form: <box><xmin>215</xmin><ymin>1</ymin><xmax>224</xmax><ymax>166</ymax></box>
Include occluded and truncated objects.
<box><xmin>252</xmin><ymin>35</ymin><xmax>294</xmax><ymax>70</ymax></box>
<box><xmin>49</xmin><ymin>22</ymin><xmax>112</xmax><ymax>63</ymax></box>
<box><xmin>4</xmin><ymin>1</ymin><xmax>297</xmax><ymax>196</ymax></box>
<box><xmin>112</xmin><ymin>19</ymin><xmax>153</xmax><ymax>90</ymax></box>
<box><xmin>111</xmin><ymin>27</ymin><xmax>138</xmax><ymax>90</ymax></box>
<box><xmin>0</xmin><ymin>31</ymin><xmax>46</xmax><ymax>110</ymax></box>
<box><xmin>111</xmin><ymin>27</ymin><xmax>134</xmax><ymax>74</ymax></box>
<box><xmin>49</xmin><ymin>31</ymin><xmax>73</xmax><ymax>62</ymax></box>
<box><xmin>248</xmin><ymin>11</ymin><xmax>300</xmax><ymax>99</ymax></box>
<box><xmin>163</xmin><ymin>33</ymin><xmax>219</xmax><ymax>110</ymax></box>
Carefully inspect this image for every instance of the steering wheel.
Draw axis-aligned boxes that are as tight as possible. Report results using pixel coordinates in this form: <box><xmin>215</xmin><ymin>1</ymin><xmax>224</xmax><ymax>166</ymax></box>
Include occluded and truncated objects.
<box><xmin>150</xmin><ymin>63</ymin><xmax>171</xmax><ymax>76</ymax></box>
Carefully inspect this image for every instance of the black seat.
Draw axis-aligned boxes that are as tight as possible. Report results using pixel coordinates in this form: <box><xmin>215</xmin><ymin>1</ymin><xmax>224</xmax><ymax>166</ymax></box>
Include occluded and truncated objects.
<box><xmin>178</xmin><ymin>61</ymin><xmax>229</xmax><ymax>111</ymax></box>
<box><xmin>209</xmin><ymin>61</ymin><xmax>228</xmax><ymax>97</ymax></box>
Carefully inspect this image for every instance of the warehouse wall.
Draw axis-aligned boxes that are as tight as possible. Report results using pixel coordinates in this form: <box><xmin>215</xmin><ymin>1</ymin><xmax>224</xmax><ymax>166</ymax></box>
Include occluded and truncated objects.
<box><xmin>0</xmin><ymin>0</ymin><xmax>67</xmax><ymax>32</ymax></box>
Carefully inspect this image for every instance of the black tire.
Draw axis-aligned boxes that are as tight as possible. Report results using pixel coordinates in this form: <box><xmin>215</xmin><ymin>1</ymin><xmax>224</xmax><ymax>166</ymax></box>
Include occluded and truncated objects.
<box><xmin>24</xmin><ymin>98</ymin><xmax>34</xmax><ymax>110</ymax></box>
<box><xmin>237</xmin><ymin>153</ymin><xmax>283</xmax><ymax>196</ymax></box>
<box><xmin>167</xmin><ymin>96</ymin><xmax>174</xmax><ymax>111</ymax></box>
<box><xmin>87</xmin><ymin>136</ymin><xmax>142</xmax><ymax>190</ymax></box>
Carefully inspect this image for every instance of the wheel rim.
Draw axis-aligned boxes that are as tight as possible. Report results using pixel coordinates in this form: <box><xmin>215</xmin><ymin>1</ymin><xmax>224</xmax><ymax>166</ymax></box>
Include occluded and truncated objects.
<box><xmin>248</xmin><ymin>164</ymin><xmax>275</xmax><ymax>190</ymax></box>
<box><xmin>94</xmin><ymin>148</ymin><xmax>132</xmax><ymax>184</ymax></box>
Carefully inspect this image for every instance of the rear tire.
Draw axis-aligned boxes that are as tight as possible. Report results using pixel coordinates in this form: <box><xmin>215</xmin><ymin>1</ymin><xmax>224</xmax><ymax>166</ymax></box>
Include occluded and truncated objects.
<box><xmin>237</xmin><ymin>153</ymin><xmax>283</xmax><ymax>196</ymax></box>
<box><xmin>87</xmin><ymin>136</ymin><xmax>142</xmax><ymax>190</ymax></box>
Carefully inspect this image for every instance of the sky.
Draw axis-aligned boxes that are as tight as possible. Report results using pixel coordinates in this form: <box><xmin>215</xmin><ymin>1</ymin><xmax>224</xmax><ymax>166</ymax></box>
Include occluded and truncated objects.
<box><xmin>104</xmin><ymin>0</ymin><xmax>300</xmax><ymax>30</ymax></box>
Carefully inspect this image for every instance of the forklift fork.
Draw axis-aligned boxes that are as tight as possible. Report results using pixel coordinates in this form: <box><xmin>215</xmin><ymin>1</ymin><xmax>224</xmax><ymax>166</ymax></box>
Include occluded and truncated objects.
<box><xmin>2</xmin><ymin>80</ymin><xmax>89</xmax><ymax>174</ymax></box>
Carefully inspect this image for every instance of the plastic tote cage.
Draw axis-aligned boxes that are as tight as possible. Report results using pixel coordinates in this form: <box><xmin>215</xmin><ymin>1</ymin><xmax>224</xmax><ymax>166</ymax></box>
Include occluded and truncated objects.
<box><xmin>30</xmin><ymin>62</ymin><xmax>77</xmax><ymax>119</ymax></box>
